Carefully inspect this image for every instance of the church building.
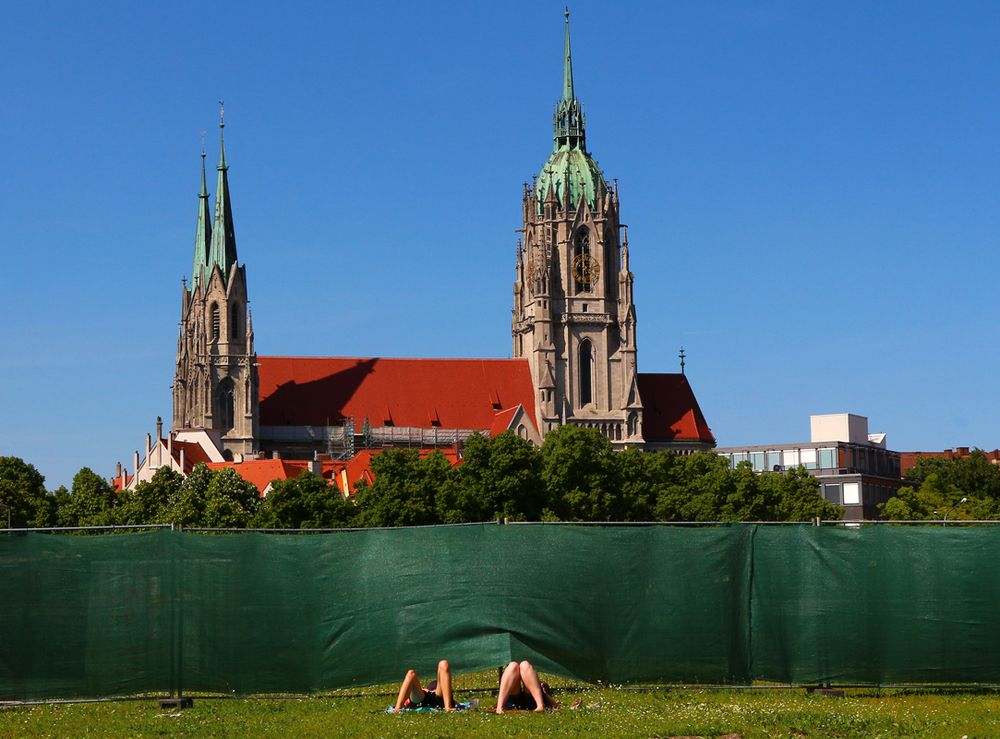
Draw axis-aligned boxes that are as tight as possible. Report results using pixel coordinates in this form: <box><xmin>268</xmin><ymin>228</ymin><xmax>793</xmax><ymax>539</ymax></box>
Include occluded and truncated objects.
<box><xmin>157</xmin><ymin>13</ymin><xmax>713</xmax><ymax>483</ymax></box>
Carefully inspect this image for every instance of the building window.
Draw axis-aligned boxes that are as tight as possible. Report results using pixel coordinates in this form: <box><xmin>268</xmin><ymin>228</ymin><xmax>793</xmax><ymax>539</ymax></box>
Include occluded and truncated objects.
<box><xmin>211</xmin><ymin>303</ymin><xmax>220</xmax><ymax>341</ymax></box>
<box><xmin>843</xmin><ymin>482</ymin><xmax>861</xmax><ymax>505</ymax></box>
<box><xmin>579</xmin><ymin>340</ymin><xmax>593</xmax><ymax>405</ymax></box>
<box><xmin>823</xmin><ymin>483</ymin><xmax>841</xmax><ymax>504</ymax></box>
<box><xmin>750</xmin><ymin>452</ymin><xmax>766</xmax><ymax>471</ymax></box>
<box><xmin>818</xmin><ymin>447</ymin><xmax>837</xmax><ymax>469</ymax></box>
<box><xmin>800</xmin><ymin>448</ymin><xmax>818</xmax><ymax>470</ymax></box>
<box><xmin>782</xmin><ymin>449</ymin><xmax>800</xmax><ymax>468</ymax></box>
<box><xmin>766</xmin><ymin>450</ymin><xmax>782</xmax><ymax>470</ymax></box>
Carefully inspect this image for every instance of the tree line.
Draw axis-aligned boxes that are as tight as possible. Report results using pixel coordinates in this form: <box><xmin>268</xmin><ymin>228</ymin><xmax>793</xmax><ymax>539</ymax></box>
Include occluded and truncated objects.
<box><xmin>879</xmin><ymin>450</ymin><xmax>1000</xmax><ymax>520</ymax></box>
<box><xmin>0</xmin><ymin>427</ymin><xmax>844</xmax><ymax>530</ymax></box>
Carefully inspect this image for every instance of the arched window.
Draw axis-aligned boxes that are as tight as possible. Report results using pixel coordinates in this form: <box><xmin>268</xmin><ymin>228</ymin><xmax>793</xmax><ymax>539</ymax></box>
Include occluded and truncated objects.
<box><xmin>218</xmin><ymin>379</ymin><xmax>235</xmax><ymax>433</ymax></box>
<box><xmin>210</xmin><ymin>303</ymin><xmax>220</xmax><ymax>342</ymax></box>
<box><xmin>579</xmin><ymin>339</ymin><xmax>593</xmax><ymax>406</ymax></box>
<box><xmin>230</xmin><ymin>302</ymin><xmax>240</xmax><ymax>340</ymax></box>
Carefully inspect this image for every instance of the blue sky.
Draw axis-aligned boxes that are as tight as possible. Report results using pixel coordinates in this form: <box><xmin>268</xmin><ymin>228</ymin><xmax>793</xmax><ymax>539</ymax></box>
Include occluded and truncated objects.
<box><xmin>2</xmin><ymin>1</ymin><xmax>999</xmax><ymax>489</ymax></box>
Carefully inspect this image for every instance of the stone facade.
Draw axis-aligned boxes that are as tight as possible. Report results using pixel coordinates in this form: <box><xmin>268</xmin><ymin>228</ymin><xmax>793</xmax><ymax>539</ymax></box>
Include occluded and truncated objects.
<box><xmin>511</xmin><ymin>12</ymin><xmax>642</xmax><ymax>446</ymax></box>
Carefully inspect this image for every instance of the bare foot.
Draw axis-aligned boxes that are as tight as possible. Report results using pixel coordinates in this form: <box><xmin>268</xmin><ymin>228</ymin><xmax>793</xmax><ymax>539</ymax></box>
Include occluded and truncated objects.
<box><xmin>495</xmin><ymin>707</ymin><xmax>505</xmax><ymax>715</ymax></box>
<box><xmin>533</xmin><ymin>706</ymin><xmax>545</xmax><ymax>712</ymax></box>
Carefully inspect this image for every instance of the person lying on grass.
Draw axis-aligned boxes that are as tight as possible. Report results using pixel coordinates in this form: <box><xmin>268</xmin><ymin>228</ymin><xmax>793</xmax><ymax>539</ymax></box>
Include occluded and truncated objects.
<box><xmin>393</xmin><ymin>658</ymin><xmax>455</xmax><ymax>712</ymax></box>
<box><xmin>495</xmin><ymin>659</ymin><xmax>558</xmax><ymax>713</ymax></box>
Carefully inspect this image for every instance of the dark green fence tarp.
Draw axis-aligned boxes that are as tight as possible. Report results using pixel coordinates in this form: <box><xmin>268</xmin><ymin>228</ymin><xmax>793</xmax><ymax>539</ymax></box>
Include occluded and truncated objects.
<box><xmin>749</xmin><ymin>525</ymin><xmax>1000</xmax><ymax>684</ymax></box>
<box><xmin>0</xmin><ymin>530</ymin><xmax>174</xmax><ymax>699</ymax></box>
<box><xmin>1</xmin><ymin>524</ymin><xmax>999</xmax><ymax>699</ymax></box>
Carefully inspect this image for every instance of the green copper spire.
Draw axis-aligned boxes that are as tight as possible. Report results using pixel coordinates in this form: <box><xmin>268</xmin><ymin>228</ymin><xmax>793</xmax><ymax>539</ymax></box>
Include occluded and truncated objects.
<box><xmin>552</xmin><ymin>9</ymin><xmax>585</xmax><ymax>150</ymax></box>
<box><xmin>536</xmin><ymin>10</ymin><xmax>606</xmax><ymax>212</ymax></box>
<box><xmin>562</xmin><ymin>7</ymin><xmax>574</xmax><ymax>102</ymax></box>
<box><xmin>189</xmin><ymin>142</ymin><xmax>213</xmax><ymax>292</ymax></box>
<box><xmin>208</xmin><ymin>101</ymin><xmax>238</xmax><ymax>282</ymax></box>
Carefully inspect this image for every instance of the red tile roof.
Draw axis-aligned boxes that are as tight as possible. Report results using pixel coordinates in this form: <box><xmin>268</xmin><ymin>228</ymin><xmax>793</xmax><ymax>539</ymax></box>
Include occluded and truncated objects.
<box><xmin>488</xmin><ymin>406</ymin><xmax>521</xmax><ymax>437</ymax></box>
<box><xmin>258</xmin><ymin>357</ymin><xmax>537</xmax><ymax>432</ymax></box>
<box><xmin>637</xmin><ymin>373</ymin><xmax>715</xmax><ymax>444</ymax></box>
<box><xmin>206</xmin><ymin>459</ymin><xmax>315</xmax><ymax>496</ymax></box>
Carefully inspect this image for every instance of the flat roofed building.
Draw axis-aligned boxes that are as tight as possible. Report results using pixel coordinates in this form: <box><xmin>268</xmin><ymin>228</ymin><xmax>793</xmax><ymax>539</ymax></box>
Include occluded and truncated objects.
<box><xmin>716</xmin><ymin>414</ymin><xmax>902</xmax><ymax>521</ymax></box>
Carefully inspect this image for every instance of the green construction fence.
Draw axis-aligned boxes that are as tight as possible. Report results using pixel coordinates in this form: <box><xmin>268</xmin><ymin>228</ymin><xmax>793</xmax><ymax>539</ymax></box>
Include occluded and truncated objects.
<box><xmin>1</xmin><ymin>524</ymin><xmax>999</xmax><ymax>699</ymax></box>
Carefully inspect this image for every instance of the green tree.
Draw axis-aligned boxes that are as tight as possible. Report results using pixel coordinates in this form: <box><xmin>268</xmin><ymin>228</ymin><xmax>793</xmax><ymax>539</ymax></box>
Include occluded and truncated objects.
<box><xmin>56</xmin><ymin>467</ymin><xmax>116</xmax><ymax>527</ymax></box>
<box><xmin>444</xmin><ymin>432</ymin><xmax>543</xmax><ymax>522</ymax></box>
<box><xmin>165</xmin><ymin>462</ymin><xmax>214</xmax><ymax>526</ymax></box>
<box><xmin>0</xmin><ymin>456</ymin><xmax>53</xmax><ymax>528</ymax></box>
<box><xmin>612</xmin><ymin>446</ymin><xmax>665</xmax><ymax>521</ymax></box>
<box><xmin>110</xmin><ymin>467</ymin><xmax>183</xmax><ymax>525</ymax></box>
<box><xmin>540</xmin><ymin>425</ymin><xmax>623</xmax><ymax>520</ymax></box>
<box><xmin>253</xmin><ymin>471</ymin><xmax>356</xmax><ymax>529</ymax></box>
<box><xmin>658</xmin><ymin>452</ymin><xmax>734</xmax><ymax>522</ymax></box>
<box><xmin>879</xmin><ymin>472</ymin><xmax>966</xmax><ymax>521</ymax></box>
<box><xmin>881</xmin><ymin>451</ymin><xmax>1000</xmax><ymax>521</ymax></box>
<box><xmin>200</xmin><ymin>467</ymin><xmax>261</xmax><ymax>528</ymax></box>
<box><xmin>353</xmin><ymin>450</ymin><xmax>454</xmax><ymax>528</ymax></box>
<box><xmin>764</xmin><ymin>467</ymin><xmax>842</xmax><ymax>521</ymax></box>
<box><xmin>906</xmin><ymin>450</ymin><xmax>1000</xmax><ymax>501</ymax></box>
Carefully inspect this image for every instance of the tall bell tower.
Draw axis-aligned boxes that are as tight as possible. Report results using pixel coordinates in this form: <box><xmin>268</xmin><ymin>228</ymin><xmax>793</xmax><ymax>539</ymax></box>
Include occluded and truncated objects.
<box><xmin>172</xmin><ymin>105</ymin><xmax>258</xmax><ymax>459</ymax></box>
<box><xmin>512</xmin><ymin>11</ymin><xmax>642</xmax><ymax>445</ymax></box>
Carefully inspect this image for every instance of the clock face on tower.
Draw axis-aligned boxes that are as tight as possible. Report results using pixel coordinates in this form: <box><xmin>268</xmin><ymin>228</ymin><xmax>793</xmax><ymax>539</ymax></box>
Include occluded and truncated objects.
<box><xmin>572</xmin><ymin>253</ymin><xmax>600</xmax><ymax>291</ymax></box>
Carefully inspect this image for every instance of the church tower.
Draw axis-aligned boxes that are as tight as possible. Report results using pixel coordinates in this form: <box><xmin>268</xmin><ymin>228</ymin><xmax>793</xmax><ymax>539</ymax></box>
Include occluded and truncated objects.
<box><xmin>172</xmin><ymin>108</ymin><xmax>259</xmax><ymax>459</ymax></box>
<box><xmin>512</xmin><ymin>11</ymin><xmax>642</xmax><ymax>445</ymax></box>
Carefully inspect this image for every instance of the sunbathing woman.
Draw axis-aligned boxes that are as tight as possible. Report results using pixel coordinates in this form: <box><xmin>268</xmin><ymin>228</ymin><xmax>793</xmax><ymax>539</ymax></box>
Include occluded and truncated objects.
<box><xmin>393</xmin><ymin>658</ymin><xmax>455</xmax><ymax>712</ymax></box>
<box><xmin>495</xmin><ymin>659</ymin><xmax>556</xmax><ymax>713</ymax></box>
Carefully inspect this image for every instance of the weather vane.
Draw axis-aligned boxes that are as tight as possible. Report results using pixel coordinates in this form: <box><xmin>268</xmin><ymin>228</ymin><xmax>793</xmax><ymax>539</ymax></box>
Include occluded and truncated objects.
<box><xmin>219</xmin><ymin>99</ymin><xmax>225</xmax><ymax>127</ymax></box>
<box><xmin>679</xmin><ymin>347</ymin><xmax>686</xmax><ymax>375</ymax></box>
<box><xmin>200</xmin><ymin>130</ymin><xmax>207</xmax><ymax>155</ymax></box>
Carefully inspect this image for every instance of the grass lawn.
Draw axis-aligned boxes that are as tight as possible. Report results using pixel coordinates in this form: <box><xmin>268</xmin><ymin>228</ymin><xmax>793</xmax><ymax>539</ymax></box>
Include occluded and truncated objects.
<box><xmin>3</xmin><ymin>673</ymin><xmax>1000</xmax><ymax>738</ymax></box>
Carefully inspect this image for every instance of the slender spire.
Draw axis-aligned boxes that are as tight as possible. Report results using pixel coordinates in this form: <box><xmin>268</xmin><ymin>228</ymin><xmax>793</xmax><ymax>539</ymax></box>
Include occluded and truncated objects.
<box><xmin>208</xmin><ymin>99</ymin><xmax>238</xmax><ymax>281</ymax></box>
<box><xmin>189</xmin><ymin>134</ymin><xmax>212</xmax><ymax>292</ymax></box>
<box><xmin>553</xmin><ymin>10</ymin><xmax>585</xmax><ymax>149</ymax></box>
<box><xmin>562</xmin><ymin>8</ymin><xmax>574</xmax><ymax>101</ymax></box>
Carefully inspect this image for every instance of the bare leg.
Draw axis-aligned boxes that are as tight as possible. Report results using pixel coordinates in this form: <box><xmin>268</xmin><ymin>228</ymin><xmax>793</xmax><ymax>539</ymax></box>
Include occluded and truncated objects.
<box><xmin>518</xmin><ymin>660</ymin><xmax>546</xmax><ymax>712</ymax></box>
<box><xmin>495</xmin><ymin>661</ymin><xmax>521</xmax><ymax>714</ymax></box>
<box><xmin>435</xmin><ymin>659</ymin><xmax>454</xmax><ymax>711</ymax></box>
<box><xmin>393</xmin><ymin>669</ymin><xmax>423</xmax><ymax>713</ymax></box>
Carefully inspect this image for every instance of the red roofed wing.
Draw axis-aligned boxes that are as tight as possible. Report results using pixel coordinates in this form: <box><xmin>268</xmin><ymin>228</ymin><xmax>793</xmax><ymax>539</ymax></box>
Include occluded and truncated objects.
<box><xmin>636</xmin><ymin>373</ymin><xmax>714</xmax><ymax>444</ymax></box>
<box><xmin>257</xmin><ymin>357</ymin><xmax>536</xmax><ymax>432</ymax></box>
